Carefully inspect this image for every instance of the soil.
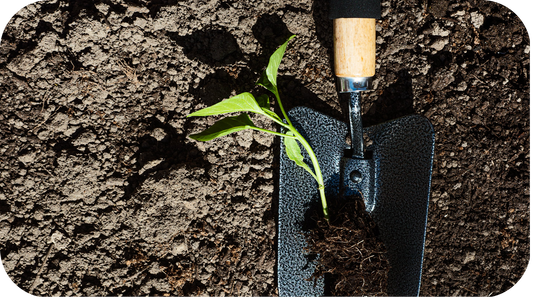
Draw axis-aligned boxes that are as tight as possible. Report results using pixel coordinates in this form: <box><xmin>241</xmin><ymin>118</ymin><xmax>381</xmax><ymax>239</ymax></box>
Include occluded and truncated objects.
<box><xmin>305</xmin><ymin>195</ymin><xmax>389</xmax><ymax>296</ymax></box>
<box><xmin>0</xmin><ymin>0</ymin><xmax>529</xmax><ymax>297</ymax></box>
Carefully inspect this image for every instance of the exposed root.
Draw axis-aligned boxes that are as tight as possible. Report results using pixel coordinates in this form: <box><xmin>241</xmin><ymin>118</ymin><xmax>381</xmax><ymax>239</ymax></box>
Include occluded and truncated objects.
<box><xmin>305</xmin><ymin>195</ymin><xmax>390</xmax><ymax>296</ymax></box>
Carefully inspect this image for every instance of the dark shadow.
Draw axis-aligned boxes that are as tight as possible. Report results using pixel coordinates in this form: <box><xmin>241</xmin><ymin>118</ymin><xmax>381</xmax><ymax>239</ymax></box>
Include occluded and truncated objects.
<box><xmin>62</xmin><ymin>0</ymin><xmax>103</xmax><ymax>25</ymax></box>
<box><xmin>119</xmin><ymin>111</ymin><xmax>211</xmax><ymax>203</ymax></box>
<box><xmin>35</xmin><ymin>20</ymin><xmax>56</xmax><ymax>38</ymax></box>
<box><xmin>312</xmin><ymin>0</ymin><xmax>334</xmax><ymax>78</ymax></box>
<box><xmin>40</xmin><ymin>0</ymin><xmax>61</xmax><ymax>14</ymax></box>
<box><xmin>184</xmin><ymin>10</ymin><xmax>341</xmax><ymax>118</ymax></box>
<box><xmin>50</xmin><ymin>127</ymin><xmax>87</xmax><ymax>155</ymax></box>
<box><xmin>267</xmin><ymin>134</ymin><xmax>281</xmax><ymax>291</ymax></box>
<box><xmin>362</xmin><ymin>69</ymin><xmax>415</xmax><ymax>126</ymax></box>
<box><xmin>428</xmin><ymin>51</ymin><xmax>454</xmax><ymax>71</ymax></box>
<box><xmin>250</xmin><ymin>14</ymin><xmax>294</xmax><ymax>69</ymax></box>
<box><xmin>251</xmin><ymin>13</ymin><xmax>293</xmax><ymax>47</ymax></box>
<box><xmin>311</xmin><ymin>0</ymin><xmax>350</xmax><ymax>123</ymax></box>
<box><xmin>187</xmin><ymin>68</ymin><xmax>255</xmax><ymax>108</ymax></box>
<box><xmin>73</xmin><ymin>223</ymin><xmax>97</xmax><ymax>235</ymax></box>
<box><xmin>142</xmin><ymin>0</ymin><xmax>179</xmax><ymax>18</ymax></box>
<box><xmin>59</xmin><ymin>0</ymin><xmax>103</xmax><ymax>29</ymax></box>
<box><xmin>181</xmin><ymin>13</ymin><xmax>343</xmax><ymax>290</ymax></box>
<box><xmin>182</xmin><ymin>279</ymin><xmax>207</xmax><ymax>296</ymax></box>
<box><xmin>64</xmin><ymin>48</ymin><xmax>86</xmax><ymax>71</ymax></box>
<box><xmin>0</xmin><ymin>36</ymin><xmax>36</xmax><ymax>66</ymax></box>
<box><xmin>0</xmin><ymin>199</ymin><xmax>11</xmax><ymax>213</ymax></box>
<box><xmin>480</xmin><ymin>15</ymin><xmax>507</xmax><ymax>30</ymax></box>
<box><xmin>300</xmin><ymin>197</ymin><xmax>322</xmax><ymax>233</ymax></box>
<box><xmin>80</xmin><ymin>274</ymin><xmax>102</xmax><ymax>289</ymax></box>
<box><xmin>278</xmin><ymin>75</ymin><xmax>343</xmax><ymax>120</ymax></box>
<box><xmin>57</xmin><ymin>0</ymin><xmax>127</xmax><ymax>38</ymax></box>
<box><xmin>169</xmin><ymin>29</ymin><xmax>243</xmax><ymax>66</ymax></box>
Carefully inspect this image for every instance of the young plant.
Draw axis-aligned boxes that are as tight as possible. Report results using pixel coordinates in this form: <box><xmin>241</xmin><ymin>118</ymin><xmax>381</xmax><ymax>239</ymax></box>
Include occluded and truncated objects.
<box><xmin>187</xmin><ymin>36</ymin><xmax>329</xmax><ymax>220</ymax></box>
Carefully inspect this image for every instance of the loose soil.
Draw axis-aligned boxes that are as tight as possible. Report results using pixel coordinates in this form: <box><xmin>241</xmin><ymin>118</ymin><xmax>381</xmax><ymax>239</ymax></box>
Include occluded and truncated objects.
<box><xmin>305</xmin><ymin>195</ymin><xmax>389</xmax><ymax>296</ymax></box>
<box><xmin>0</xmin><ymin>0</ymin><xmax>529</xmax><ymax>296</ymax></box>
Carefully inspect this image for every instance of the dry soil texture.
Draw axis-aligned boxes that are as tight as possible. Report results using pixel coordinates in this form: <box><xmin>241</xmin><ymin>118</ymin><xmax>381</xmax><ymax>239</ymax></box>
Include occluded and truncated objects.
<box><xmin>0</xmin><ymin>0</ymin><xmax>530</xmax><ymax>296</ymax></box>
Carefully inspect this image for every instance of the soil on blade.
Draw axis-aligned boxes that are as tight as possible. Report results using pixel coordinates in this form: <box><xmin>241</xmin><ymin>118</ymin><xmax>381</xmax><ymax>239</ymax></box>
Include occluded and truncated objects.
<box><xmin>306</xmin><ymin>195</ymin><xmax>389</xmax><ymax>296</ymax></box>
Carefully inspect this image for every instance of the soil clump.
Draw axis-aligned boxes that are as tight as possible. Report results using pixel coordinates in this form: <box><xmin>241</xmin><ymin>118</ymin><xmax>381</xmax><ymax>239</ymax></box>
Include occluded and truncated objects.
<box><xmin>306</xmin><ymin>195</ymin><xmax>389</xmax><ymax>296</ymax></box>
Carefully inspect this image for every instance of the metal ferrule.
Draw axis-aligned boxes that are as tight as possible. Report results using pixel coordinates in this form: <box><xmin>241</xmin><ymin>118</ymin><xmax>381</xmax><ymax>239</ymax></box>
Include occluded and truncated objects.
<box><xmin>337</xmin><ymin>76</ymin><xmax>373</xmax><ymax>93</ymax></box>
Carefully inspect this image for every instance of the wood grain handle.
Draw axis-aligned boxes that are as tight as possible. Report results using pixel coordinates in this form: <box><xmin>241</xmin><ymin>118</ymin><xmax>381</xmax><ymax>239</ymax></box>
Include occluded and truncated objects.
<box><xmin>333</xmin><ymin>18</ymin><xmax>376</xmax><ymax>78</ymax></box>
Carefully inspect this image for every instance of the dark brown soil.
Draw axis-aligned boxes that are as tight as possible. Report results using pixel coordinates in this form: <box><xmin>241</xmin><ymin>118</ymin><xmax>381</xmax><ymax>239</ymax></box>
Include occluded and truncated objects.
<box><xmin>0</xmin><ymin>0</ymin><xmax>529</xmax><ymax>296</ymax></box>
<box><xmin>305</xmin><ymin>195</ymin><xmax>389</xmax><ymax>296</ymax></box>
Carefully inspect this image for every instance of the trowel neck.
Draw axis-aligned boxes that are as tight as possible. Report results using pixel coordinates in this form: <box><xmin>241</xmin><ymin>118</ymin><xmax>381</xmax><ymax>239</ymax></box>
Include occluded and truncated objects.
<box><xmin>347</xmin><ymin>91</ymin><xmax>365</xmax><ymax>159</ymax></box>
<box><xmin>337</xmin><ymin>76</ymin><xmax>373</xmax><ymax>93</ymax></box>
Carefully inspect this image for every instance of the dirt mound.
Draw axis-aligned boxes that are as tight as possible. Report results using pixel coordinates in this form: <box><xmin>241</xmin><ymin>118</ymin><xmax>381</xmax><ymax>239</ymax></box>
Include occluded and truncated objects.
<box><xmin>306</xmin><ymin>195</ymin><xmax>389</xmax><ymax>296</ymax></box>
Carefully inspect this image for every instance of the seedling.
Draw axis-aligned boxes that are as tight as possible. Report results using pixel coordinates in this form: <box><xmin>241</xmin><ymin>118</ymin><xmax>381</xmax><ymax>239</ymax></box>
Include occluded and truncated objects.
<box><xmin>187</xmin><ymin>36</ymin><xmax>329</xmax><ymax>220</ymax></box>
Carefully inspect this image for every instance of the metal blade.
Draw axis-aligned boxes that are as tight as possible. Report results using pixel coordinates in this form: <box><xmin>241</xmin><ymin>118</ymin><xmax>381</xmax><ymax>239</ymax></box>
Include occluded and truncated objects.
<box><xmin>278</xmin><ymin>107</ymin><xmax>434</xmax><ymax>296</ymax></box>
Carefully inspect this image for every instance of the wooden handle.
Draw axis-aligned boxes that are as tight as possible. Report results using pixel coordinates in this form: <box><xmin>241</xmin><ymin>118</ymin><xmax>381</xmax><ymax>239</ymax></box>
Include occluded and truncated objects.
<box><xmin>333</xmin><ymin>18</ymin><xmax>376</xmax><ymax>78</ymax></box>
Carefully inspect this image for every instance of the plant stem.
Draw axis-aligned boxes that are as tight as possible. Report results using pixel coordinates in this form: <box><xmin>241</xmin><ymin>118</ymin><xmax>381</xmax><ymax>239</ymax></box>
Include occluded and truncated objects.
<box><xmin>263</xmin><ymin>112</ymin><xmax>291</xmax><ymax>129</ymax></box>
<box><xmin>252</xmin><ymin>127</ymin><xmax>297</xmax><ymax>139</ymax></box>
<box><xmin>273</xmin><ymin>90</ymin><xmax>294</xmax><ymax>128</ymax></box>
<box><xmin>273</xmin><ymin>85</ymin><xmax>329</xmax><ymax>220</ymax></box>
<box><xmin>289</xmin><ymin>127</ymin><xmax>330</xmax><ymax>221</ymax></box>
<box><xmin>271</xmin><ymin>85</ymin><xmax>329</xmax><ymax>222</ymax></box>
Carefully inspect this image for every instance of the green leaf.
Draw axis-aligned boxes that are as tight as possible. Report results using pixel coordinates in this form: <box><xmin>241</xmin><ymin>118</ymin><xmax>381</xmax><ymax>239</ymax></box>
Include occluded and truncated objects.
<box><xmin>284</xmin><ymin>131</ymin><xmax>317</xmax><ymax>181</ymax></box>
<box><xmin>256</xmin><ymin>94</ymin><xmax>270</xmax><ymax>109</ymax></box>
<box><xmin>187</xmin><ymin>92</ymin><xmax>263</xmax><ymax>117</ymax></box>
<box><xmin>257</xmin><ymin>35</ymin><xmax>295</xmax><ymax>92</ymax></box>
<box><xmin>189</xmin><ymin>113</ymin><xmax>257</xmax><ymax>141</ymax></box>
<box><xmin>257</xmin><ymin>70</ymin><xmax>276</xmax><ymax>95</ymax></box>
<box><xmin>266</xmin><ymin>35</ymin><xmax>296</xmax><ymax>87</ymax></box>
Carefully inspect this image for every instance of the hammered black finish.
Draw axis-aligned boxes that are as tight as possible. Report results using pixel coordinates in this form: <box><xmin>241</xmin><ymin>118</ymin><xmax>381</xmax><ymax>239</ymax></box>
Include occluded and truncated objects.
<box><xmin>278</xmin><ymin>107</ymin><xmax>435</xmax><ymax>296</ymax></box>
<box><xmin>277</xmin><ymin>107</ymin><xmax>348</xmax><ymax>297</ymax></box>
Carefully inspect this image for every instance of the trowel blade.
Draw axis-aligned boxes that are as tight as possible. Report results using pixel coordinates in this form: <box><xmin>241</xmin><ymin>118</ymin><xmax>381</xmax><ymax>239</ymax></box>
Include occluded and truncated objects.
<box><xmin>277</xmin><ymin>106</ymin><xmax>434</xmax><ymax>296</ymax></box>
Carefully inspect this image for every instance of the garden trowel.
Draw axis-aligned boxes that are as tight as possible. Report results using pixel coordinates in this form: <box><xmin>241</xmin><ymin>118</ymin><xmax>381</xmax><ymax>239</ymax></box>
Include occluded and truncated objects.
<box><xmin>277</xmin><ymin>0</ymin><xmax>435</xmax><ymax>296</ymax></box>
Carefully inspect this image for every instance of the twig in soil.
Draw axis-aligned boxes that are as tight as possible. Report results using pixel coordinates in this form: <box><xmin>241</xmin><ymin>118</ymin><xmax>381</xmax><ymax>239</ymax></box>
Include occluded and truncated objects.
<box><xmin>124</xmin><ymin>264</ymin><xmax>151</xmax><ymax>283</ymax></box>
<box><xmin>29</xmin><ymin>244</ymin><xmax>54</xmax><ymax>294</ymax></box>
<box><xmin>30</xmin><ymin>98</ymin><xmax>56</xmax><ymax>133</ymax></box>
<box><xmin>460</xmin><ymin>286</ymin><xmax>478</xmax><ymax>295</ymax></box>
<box><xmin>38</xmin><ymin>91</ymin><xmax>50</xmax><ymax>114</ymax></box>
<box><xmin>117</xmin><ymin>59</ymin><xmax>140</xmax><ymax>87</ymax></box>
